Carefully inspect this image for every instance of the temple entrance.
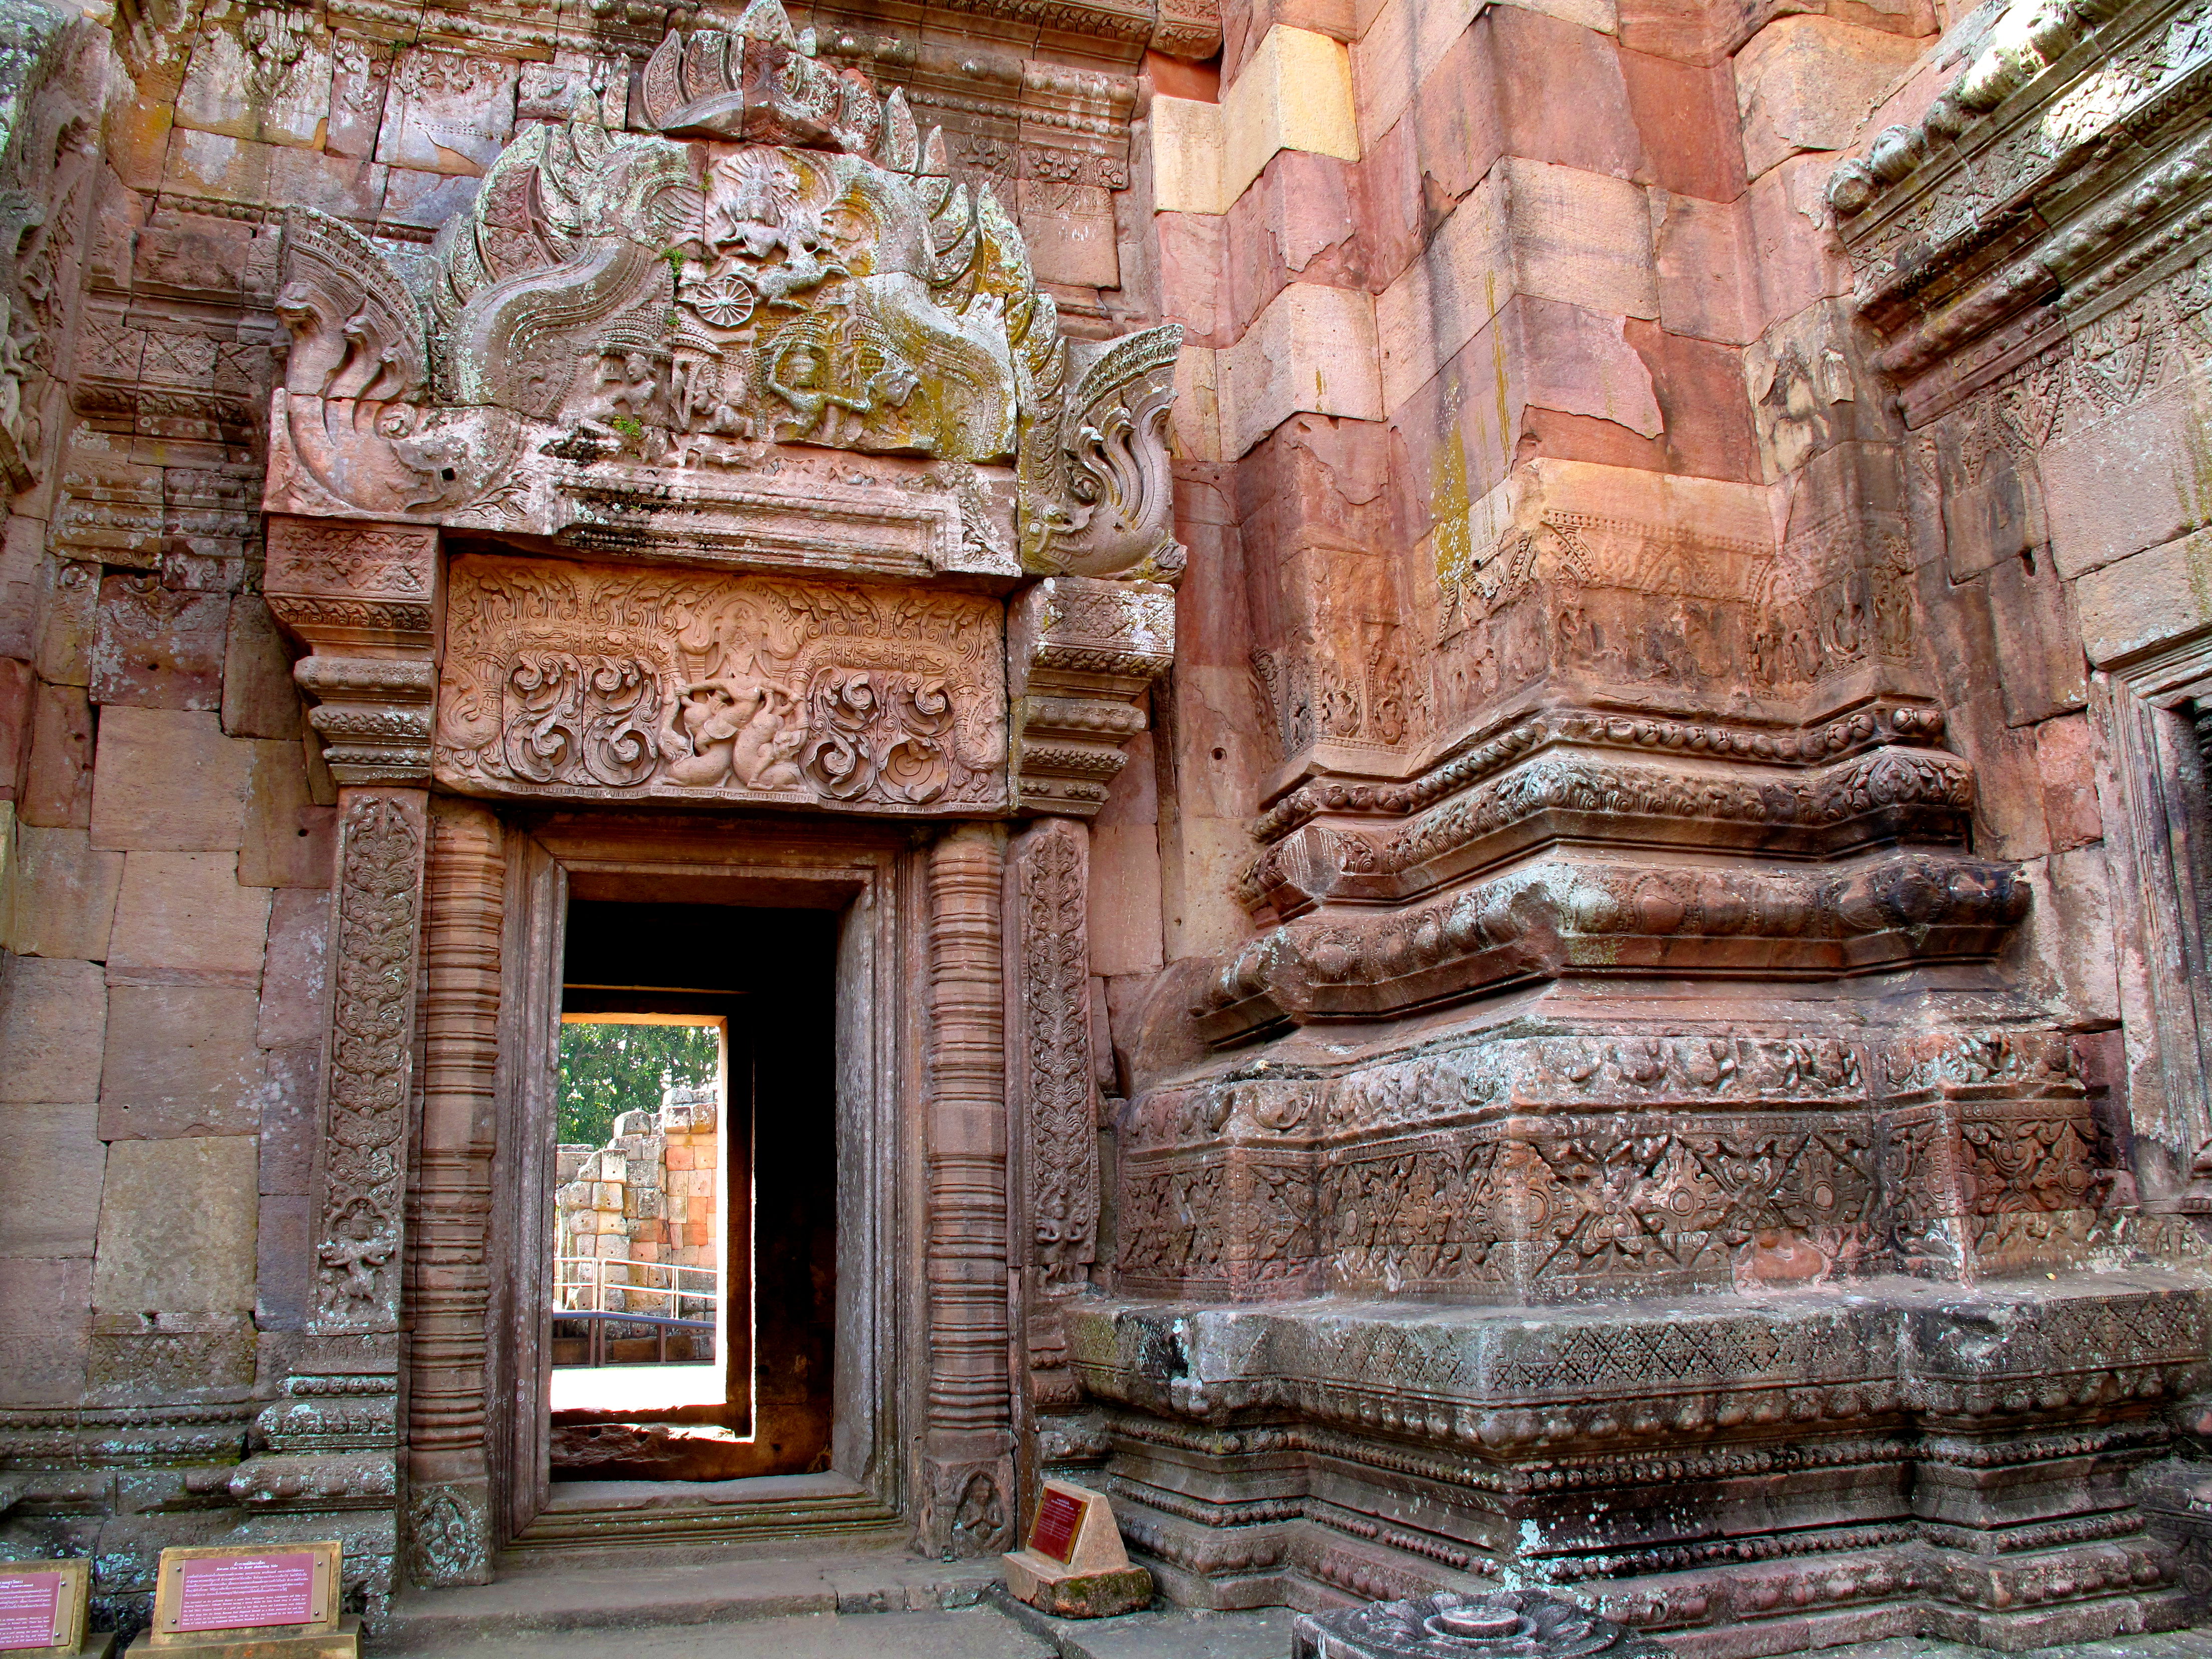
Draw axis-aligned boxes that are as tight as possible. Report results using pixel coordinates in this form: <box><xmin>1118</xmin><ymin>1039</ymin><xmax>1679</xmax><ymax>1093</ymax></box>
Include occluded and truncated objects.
<box><xmin>546</xmin><ymin>901</ymin><xmax>838</xmax><ymax>1482</ymax></box>
<box><xmin>471</xmin><ymin>816</ymin><xmax>911</xmax><ymax>1555</ymax></box>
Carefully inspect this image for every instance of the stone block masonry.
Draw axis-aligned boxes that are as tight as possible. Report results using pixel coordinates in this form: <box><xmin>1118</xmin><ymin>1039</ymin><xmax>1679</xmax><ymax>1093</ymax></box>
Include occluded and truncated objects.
<box><xmin>0</xmin><ymin>0</ymin><xmax>2210</xmax><ymax>1642</ymax></box>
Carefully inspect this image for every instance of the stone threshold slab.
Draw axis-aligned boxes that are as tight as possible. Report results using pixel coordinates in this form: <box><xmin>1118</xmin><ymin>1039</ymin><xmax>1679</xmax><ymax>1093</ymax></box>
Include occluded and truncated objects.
<box><xmin>375</xmin><ymin>1550</ymin><xmax>1004</xmax><ymax>1649</ymax></box>
<box><xmin>987</xmin><ymin>1590</ymin><xmax>1297</xmax><ymax>1659</ymax></box>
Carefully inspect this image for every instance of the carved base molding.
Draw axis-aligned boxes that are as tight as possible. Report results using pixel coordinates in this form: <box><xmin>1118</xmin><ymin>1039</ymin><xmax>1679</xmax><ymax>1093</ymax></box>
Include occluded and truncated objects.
<box><xmin>1067</xmin><ymin>1275</ymin><xmax>2212</xmax><ymax>1652</ymax></box>
<box><xmin>1118</xmin><ymin>1016</ymin><xmax>2137</xmax><ymax>1302</ymax></box>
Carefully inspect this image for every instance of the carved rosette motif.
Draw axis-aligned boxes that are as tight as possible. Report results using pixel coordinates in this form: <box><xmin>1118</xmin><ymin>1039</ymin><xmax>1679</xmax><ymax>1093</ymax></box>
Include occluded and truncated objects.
<box><xmin>436</xmin><ymin>554</ymin><xmax>1007</xmax><ymax>814</ymax></box>
<box><xmin>314</xmin><ymin>793</ymin><xmax>429</xmax><ymax>1332</ymax></box>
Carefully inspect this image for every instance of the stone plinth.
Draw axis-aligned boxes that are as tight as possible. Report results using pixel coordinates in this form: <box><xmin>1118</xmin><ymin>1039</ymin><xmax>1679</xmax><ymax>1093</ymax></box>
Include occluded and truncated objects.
<box><xmin>1002</xmin><ymin>1480</ymin><xmax>1153</xmax><ymax>1618</ymax></box>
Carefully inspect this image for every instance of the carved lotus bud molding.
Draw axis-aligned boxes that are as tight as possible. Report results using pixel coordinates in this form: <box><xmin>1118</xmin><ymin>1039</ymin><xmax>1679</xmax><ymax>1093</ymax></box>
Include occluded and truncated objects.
<box><xmin>264</xmin><ymin>0</ymin><xmax>1184</xmax><ymax>587</ymax></box>
<box><xmin>1293</xmin><ymin>1590</ymin><xmax>1674</xmax><ymax>1659</ymax></box>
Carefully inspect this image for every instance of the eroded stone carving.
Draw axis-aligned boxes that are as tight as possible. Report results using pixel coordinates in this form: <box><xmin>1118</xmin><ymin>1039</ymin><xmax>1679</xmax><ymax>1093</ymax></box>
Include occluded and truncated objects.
<box><xmin>1293</xmin><ymin>1590</ymin><xmax>1673</xmax><ymax>1659</ymax></box>
<box><xmin>314</xmin><ymin>793</ymin><xmax>428</xmax><ymax>1331</ymax></box>
<box><xmin>435</xmin><ymin>552</ymin><xmax>1006</xmax><ymax>813</ymax></box>
<box><xmin>266</xmin><ymin>0</ymin><xmax>1183</xmax><ymax>583</ymax></box>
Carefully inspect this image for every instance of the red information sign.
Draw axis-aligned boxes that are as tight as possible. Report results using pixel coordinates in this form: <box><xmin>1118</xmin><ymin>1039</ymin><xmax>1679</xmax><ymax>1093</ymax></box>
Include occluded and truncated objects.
<box><xmin>0</xmin><ymin>1571</ymin><xmax>64</xmax><ymax>1651</ymax></box>
<box><xmin>1029</xmin><ymin>1489</ymin><xmax>1087</xmax><ymax>1564</ymax></box>
<box><xmin>173</xmin><ymin>1554</ymin><xmax>318</xmax><ymax>1633</ymax></box>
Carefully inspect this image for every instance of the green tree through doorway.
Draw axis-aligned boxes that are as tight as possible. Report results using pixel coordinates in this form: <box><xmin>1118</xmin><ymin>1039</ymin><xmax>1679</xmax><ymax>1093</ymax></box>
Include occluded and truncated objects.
<box><xmin>558</xmin><ymin>1021</ymin><xmax>721</xmax><ymax>1146</ymax></box>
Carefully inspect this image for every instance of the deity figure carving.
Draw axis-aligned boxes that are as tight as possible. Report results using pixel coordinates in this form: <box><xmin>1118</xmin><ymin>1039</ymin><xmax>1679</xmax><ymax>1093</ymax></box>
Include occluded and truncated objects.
<box><xmin>267</xmin><ymin>0</ymin><xmax>1183</xmax><ymax>582</ymax></box>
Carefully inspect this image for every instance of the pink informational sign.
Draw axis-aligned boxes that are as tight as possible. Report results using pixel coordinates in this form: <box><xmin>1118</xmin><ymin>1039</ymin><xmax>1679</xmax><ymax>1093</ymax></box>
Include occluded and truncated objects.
<box><xmin>1029</xmin><ymin>1489</ymin><xmax>1087</xmax><ymax>1564</ymax></box>
<box><xmin>0</xmin><ymin>1570</ymin><xmax>65</xmax><ymax>1651</ymax></box>
<box><xmin>172</xmin><ymin>1554</ymin><xmax>318</xmax><ymax>1633</ymax></box>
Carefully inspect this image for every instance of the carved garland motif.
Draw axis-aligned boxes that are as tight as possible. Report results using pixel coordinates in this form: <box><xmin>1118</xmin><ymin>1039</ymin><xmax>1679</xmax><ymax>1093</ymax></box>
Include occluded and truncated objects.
<box><xmin>435</xmin><ymin>554</ymin><xmax>1006</xmax><ymax>812</ymax></box>
<box><xmin>314</xmin><ymin>794</ymin><xmax>426</xmax><ymax>1330</ymax></box>
<box><xmin>1014</xmin><ymin>821</ymin><xmax>1099</xmax><ymax>1290</ymax></box>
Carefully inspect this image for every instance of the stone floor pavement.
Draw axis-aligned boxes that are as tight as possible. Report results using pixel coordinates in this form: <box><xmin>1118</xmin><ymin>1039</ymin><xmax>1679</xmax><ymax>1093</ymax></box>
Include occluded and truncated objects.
<box><xmin>372</xmin><ymin>1610</ymin><xmax>2212</xmax><ymax>1659</ymax></box>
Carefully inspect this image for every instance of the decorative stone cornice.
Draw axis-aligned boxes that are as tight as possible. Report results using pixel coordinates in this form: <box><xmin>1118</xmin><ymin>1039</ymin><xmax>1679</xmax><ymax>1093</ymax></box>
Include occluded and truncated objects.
<box><xmin>1831</xmin><ymin>0</ymin><xmax>2212</xmax><ymax>422</ymax></box>
<box><xmin>1009</xmin><ymin>576</ymin><xmax>1175</xmax><ymax>817</ymax></box>
<box><xmin>1241</xmin><ymin>743</ymin><xmax>1975</xmax><ymax>920</ymax></box>
<box><xmin>1251</xmin><ymin>703</ymin><xmax>1951</xmax><ymax>843</ymax></box>
<box><xmin>264</xmin><ymin>515</ymin><xmax>440</xmax><ymax>786</ymax></box>
<box><xmin>1193</xmin><ymin>849</ymin><xmax>2027</xmax><ymax>1043</ymax></box>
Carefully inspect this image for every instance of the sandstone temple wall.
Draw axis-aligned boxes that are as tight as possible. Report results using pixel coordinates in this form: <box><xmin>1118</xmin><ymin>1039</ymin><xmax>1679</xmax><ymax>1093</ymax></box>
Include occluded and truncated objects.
<box><xmin>0</xmin><ymin>0</ymin><xmax>2208</xmax><ymax>1637</ymax></box>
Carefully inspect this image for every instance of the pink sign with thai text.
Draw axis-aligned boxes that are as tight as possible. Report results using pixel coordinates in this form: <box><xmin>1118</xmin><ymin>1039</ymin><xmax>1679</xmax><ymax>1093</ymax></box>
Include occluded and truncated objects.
<box><xmin>173</xmin><ymin>1554</ymin><xmax>317</xmax><ymax>1633</ymax></box>
<box><xmin>0</xmin><ymin>1571</ymin><xmax>65</xmax><ymax>1651</ymax></box>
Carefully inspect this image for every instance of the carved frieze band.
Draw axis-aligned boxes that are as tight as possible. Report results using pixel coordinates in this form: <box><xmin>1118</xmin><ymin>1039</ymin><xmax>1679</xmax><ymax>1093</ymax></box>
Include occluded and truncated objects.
<box><xmin>404</xmin><ymin>799</ymin><xmax>505</xmax><ymax>1588</ymax></box>
<box><xmin>436</xmin><ymin>554</ymin><xmax>1008</xmax><ymax>816</ymax></box>
<box><xmin>312</xmin><ymin>790</ymin><xmax>430</xmax><ymax>1334</ymax></box>
<box><xmin>1116</xmin><ymin>1029</ymin><xmax>2120</xmax><ymax>1303</ymax></box>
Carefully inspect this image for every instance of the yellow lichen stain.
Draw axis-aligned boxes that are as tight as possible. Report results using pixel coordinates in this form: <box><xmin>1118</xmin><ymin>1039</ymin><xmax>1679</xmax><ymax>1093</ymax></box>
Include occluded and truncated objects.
<box><xmin>1430</xmin><ymin>378</ymin><xmax>1472</xmax><ymax>602</ymax></box>
<box><xmin>1488</xmin><ymin>270</ymin><xmax>1511</xmax><ymax>471</ymax></box>
<box><xmin>2179</xmin><ymin>375</ymin><xmax>2212</xmax><ymax>622</ymax></box>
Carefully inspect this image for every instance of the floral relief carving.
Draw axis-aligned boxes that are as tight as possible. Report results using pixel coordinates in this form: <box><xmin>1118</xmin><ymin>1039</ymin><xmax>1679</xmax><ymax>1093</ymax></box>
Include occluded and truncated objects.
<box><xmin>1012</xmin><ymin>821</ymin><xmax>1099</xmax><ymax>1292</ymax></box>
<box><xmin>435</xmin><ymin>554</ymin><xmax>1006</xmax><ymax>812</ymax></box>
<box><xmin>314</xmin><ymin>794</ymin><xmax>427</xmax><ymax>1331</ymax></box>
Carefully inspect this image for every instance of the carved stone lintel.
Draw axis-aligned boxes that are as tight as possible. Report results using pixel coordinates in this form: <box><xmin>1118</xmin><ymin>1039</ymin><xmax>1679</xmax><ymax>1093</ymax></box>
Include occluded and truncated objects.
<box><xmin>436</xmin><ymin>553</ymin><xmax>1007</xmax><ymax>813</ymax></box>
<box><xmin>403</xmin><ymin>799</ymin><xmax>504</xmax><ymax>1588</ymax></box>
<box><xmin>922</xmin><ymin>825</ymin><xmax>1015</xmax><ymax>1557</ymax></box>
<box><xmin>1009</xmin><ymin>576</ymin><xmax>1174</xmax><ymax>817</ymax></box>
<box><xmin>264</xmin><ymin>514</ymin><xmax>441</xmax><ymax>785</ymax></box>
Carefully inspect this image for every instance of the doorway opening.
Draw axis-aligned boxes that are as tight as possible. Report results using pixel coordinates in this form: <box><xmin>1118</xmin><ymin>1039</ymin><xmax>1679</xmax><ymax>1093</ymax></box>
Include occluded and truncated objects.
<box><xmin>548</xmin><ymin>900</ymin><xmax>839</xmax><ymax>1483</ymax></box>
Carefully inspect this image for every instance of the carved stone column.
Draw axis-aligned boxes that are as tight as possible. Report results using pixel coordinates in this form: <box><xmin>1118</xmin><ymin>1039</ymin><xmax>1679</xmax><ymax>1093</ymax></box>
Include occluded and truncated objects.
<box><xmin>1004</xmin><ymin>818</ymin><xmax>1102</xmax><ymax>1513</ymax></box>
<box><xmin>242</xmin><ymin>516</ymin><xmax>440</xmax><ymax>1586</ymax></box>
<box><xmin>404</xmin><ymin>800</ymin><xmax>505</xmax><ymax>1586</ymax></box>
<box><xmin>1009</xmin><ymin>577</ymin><xmax>1175</xmax><ymax>816</ymax></box>
<box><xmin>920</xmin><ymin>824</ymin><xmax>1016</xmax><ymax>1556</ymax></box>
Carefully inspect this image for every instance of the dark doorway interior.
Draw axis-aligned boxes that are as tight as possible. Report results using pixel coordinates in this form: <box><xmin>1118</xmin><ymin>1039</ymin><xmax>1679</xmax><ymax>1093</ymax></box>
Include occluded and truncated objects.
<box><xmin>549</xmin><ymin>901</ymin><xmax>839</xmax><ymax>1482</ymax></box>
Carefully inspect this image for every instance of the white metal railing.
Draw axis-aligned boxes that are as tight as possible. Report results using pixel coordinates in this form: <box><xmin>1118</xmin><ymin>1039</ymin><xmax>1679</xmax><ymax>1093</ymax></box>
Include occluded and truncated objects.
<box><xmin>551</xmin><ymin>1256</ymin><xmax>720</xmax><ymax>1367</ymax></box>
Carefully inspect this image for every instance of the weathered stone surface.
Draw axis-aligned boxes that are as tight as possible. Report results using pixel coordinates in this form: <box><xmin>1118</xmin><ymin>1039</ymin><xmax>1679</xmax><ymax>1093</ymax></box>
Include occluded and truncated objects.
<box><xmin>1733</xmin><ymin>17</ymin><xmax>1922</xmax><ymax>180</ymax></box>
<box><xmin>0</xmin><ymin>1257</ymin><xmax>92</xmax><ymax>1404</ymax></box>
<box><xmin>97</xmin><ymin>984</ymin><xmax>263</xmax><ymax>1140</ymax></box>
<box><xmin>88</xmin><ymin>574</ymin><xmax>228</xmax><ymax>710</ymax></box>
<box><xmin>107</xmin><ymin>850</ymin><xmax>271</xmax><ymax>980</ymax></box>
<box><xmin>6</xmin><ymin>0</ymin><xmax>2211</xmax><ymax>1637</ymax></box>
<box><xmin>91</xmin><ymin>1136</ymin><xmax>259</xmax><ymax>1317</ymax></box>
<box><xmin>0</xmin><ymin>956</ymin><xmax>107</xmax><ymax>1104</ymax></box>
<box><xmin>20</xmin><ymin>680</ymin><xmax>94</xmax><ymax>828</ymax></box>
<box><xmin>88</xmin><ymin>706</ymin><xmax>254</xmax><ymax>851</ymax></box>
<box><xmin>221</xmin><ymin>596</ymin><xmax>302</xmax><ymax>740</ymax></box>
<box><xmin>0</xmin><ymin>1103</ymin><xmax>105</xmax><ymax>1257</ymax></box>
<box><xmin>1376</xmin><ymin>158</ymin><xmax>1658</xmax><ymax>414</ymax></box>
<box><xmin>239</xmin><ymin>737</ymin><xmax>334</xmax><ymax>888</ymax></box>
<box><xmin>9</xmin><ymin>822</ymin><xmax>123</xmax><ymax>960</ymax></box>
<box><xmin>1294</xmin><ymin>1591</ymin><xmax>1671</xmax><ymax>1659</ymax></box>
<box><xmin>1218</xmin><ymin>284</ymin><xmax>1382</xmax><ymax>457</ymax></box>
<box><xmin>2076</xmin><ymin>531</ymin><xmax>2212</xmax><ymax>669</ymax></box>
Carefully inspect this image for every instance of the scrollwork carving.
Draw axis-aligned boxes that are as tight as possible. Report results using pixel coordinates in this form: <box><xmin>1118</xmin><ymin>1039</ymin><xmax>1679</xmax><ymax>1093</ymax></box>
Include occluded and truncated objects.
<box><xmin>313</xmin><ymin>794</ymin><xmax>427</xmax><ymax>1332</ymax></box>
<box><xmin>436</xmin><ymin>553</ymin><xmax>1006</xmax><ymax>813</ymax></box>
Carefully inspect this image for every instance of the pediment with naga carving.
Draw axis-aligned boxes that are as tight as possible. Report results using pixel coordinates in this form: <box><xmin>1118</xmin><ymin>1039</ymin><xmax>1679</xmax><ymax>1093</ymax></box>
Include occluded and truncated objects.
<box><xmin>263</xmin><ymin>0</ymin><xmax>1182</xmax><ymax>591</ymax></box>
<box><xmin>261</xmin><ymin>0</ymin><xmax>1180</xmax><ymax>821</ymax></box>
